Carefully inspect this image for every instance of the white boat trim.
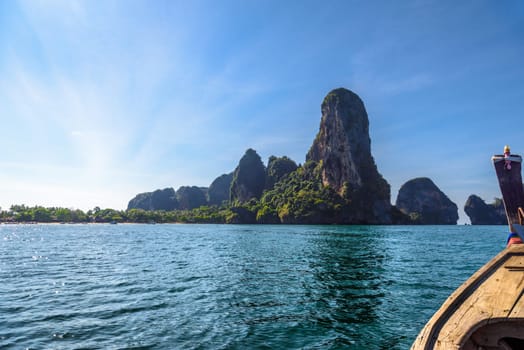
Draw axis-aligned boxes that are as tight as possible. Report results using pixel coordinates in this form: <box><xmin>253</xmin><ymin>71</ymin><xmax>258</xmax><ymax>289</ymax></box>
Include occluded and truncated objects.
<box><xmin>492</xmin><ymin>155</ymin><xmax>522</xmax><ymax>163</ymax></box>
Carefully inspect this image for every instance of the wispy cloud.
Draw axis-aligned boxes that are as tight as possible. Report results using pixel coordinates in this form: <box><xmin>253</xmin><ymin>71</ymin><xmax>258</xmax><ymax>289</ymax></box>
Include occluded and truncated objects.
<box><xmin>0</xmin><ymin>1</ymin><xmax>282</xmax><ymax>209</ymax></box>
<box><xmin>0</xmin><ymin>0</ymin><xmax>522</xmax><ymax>218</ymax></box>
<box><xmin>0</xmin><ymin>2</ymin><xmax>184</xmax><ymax>208</ymax></box>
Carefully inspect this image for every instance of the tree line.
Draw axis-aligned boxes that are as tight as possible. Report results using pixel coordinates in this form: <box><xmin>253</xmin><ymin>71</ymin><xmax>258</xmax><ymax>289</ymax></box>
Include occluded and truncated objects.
<box><xmin>0</xmin><ymin>204</ymin><xmax>253</xmax><ymax>224</ymax></box>
<box><xmin>0</xmin><ymin>160</ymin><xmax>365</xmax><ymax>225</ymax></box>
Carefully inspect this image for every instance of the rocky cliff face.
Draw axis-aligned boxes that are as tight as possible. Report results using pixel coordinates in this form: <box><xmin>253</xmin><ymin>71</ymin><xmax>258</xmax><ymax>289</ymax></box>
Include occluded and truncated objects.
<box><xmin>464</xmin><ymin>195</ymin><xmax>506</xmax><ymax>225</ymax></box>
<box><xmin>266</xmin><ymin>156</ymin><xmax>298</xmax><ymax>189</ymax></box>
<box><xmin>208</xmin><ymin>173</ymin><xmax>233</xmax><ymax>206</ymax></box>
<box><xmin>306</xmin><ymin>88</ymin><xmax>391</xmax><ymax>223</ymax></box>
<box><xmin>176</xmin><ymin>186</ymin><xmax>208</xmax><ymax>210</ymax></box>
<box><xmin>127</xmin><ymin>187</ymin><xmax>178</xmax><ymax>211</ymax></box>
<box><xmin>127</xmin><ymin>186</ymin><xmax>208</xmax><ymax>211</ymax></box>
<box><xmin>395</xmin><ymin>177</ymin><xmax>458</xmax><ymax>224</ymax></box>
<box><xmin>230</xmin><ymin>149</ymin><xmax>266</xmax><ymax>203</ymax></box>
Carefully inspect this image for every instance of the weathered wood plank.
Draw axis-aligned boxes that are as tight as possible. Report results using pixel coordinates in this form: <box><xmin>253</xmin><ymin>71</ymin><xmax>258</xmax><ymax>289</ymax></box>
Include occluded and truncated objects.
<box><xmin>411</xmin><ymin>245</ymin><xmax>524</xmax><ymax>350</ymax></box>
<box><xmin>493</xmin><ymin>154</ymin><xmax>524</xmax><ymax>232</ymax></box>
<box><xmin>411</xmin><ymin>152</ymin><xmax>524</xmax><ymax>349</ymax></box>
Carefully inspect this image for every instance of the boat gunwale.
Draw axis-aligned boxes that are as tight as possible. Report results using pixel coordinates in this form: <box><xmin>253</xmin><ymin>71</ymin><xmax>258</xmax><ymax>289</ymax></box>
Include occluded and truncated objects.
<box><xmin>420</xmin><ymin>245</ymin><xmax>524</xmax><ymax>349</ymax></box>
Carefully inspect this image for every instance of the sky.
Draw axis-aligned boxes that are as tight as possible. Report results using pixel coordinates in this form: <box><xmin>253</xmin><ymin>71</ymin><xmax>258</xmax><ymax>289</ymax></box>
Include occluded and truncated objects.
<box><xmin>1</xmin><ymin>0</ymin><xmax>523</xmax><ymax>223</ymax></box>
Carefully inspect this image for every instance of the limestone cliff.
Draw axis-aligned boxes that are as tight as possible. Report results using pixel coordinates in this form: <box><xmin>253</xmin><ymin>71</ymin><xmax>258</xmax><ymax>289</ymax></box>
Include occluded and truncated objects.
<box><xmin>464</xmin><ymin>195</ymin><xmax>506</xmax><ymax>225</ymax></box>
<box><xmin>265</xmin><ymin>156</ymin><xmax>298</xmax><ymax>190</ymax></box>
<box><xmin>306</xmin><ymin>88</ymin><xmax>391</xmax><ymax>223</ymax></box>
<box><xmin>230</xmin><ymin>149</ymin><xmax>266</xmax><ymax>203</ymax></box>
<box><xmin>208</xmin><ymin>173</ymin><xmax>233</xmax><ymax>206</ymax></box>
<box><xmin>395</xmin><ymin>177</ymin><xmax>458</xmax><ymax>224</ymax></box>
<box><xmin>176</xmin><ymin>186</ymin><xmax>208</xmax><ymax>210</ymax></box>
<box><xmin>127</xmin><ymin>187</ymin><xmax>178</xmax><ymax>211</ymax></box>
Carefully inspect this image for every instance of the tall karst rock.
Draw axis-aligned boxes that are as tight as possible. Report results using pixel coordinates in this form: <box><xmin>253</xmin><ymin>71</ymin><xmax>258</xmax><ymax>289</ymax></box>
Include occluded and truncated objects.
<box><xmin>306</xmin><ymin>88</ymin><xmax>391</xmax><ymax>223</ymax></box>
<box><xmin>208</xmin><ymin>173</ymin><xmax>233</xmax><ymax>206</ymax></box>
<box><xmin>230</xmin><ymin>148</ymin><xmax>266</xmax><ymax>203</ymax></box>
<box><xmin>176</xmin><ymin>186</ymin><xmax>208</xmax><ymax>210</ymax></box>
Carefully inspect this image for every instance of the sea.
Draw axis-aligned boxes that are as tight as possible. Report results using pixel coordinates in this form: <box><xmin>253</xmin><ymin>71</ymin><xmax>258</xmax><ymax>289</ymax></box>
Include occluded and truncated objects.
<box><xmin>0</xmin><ymin>224</ymin><xmax>508</xmax><ymax>349</ymax></box>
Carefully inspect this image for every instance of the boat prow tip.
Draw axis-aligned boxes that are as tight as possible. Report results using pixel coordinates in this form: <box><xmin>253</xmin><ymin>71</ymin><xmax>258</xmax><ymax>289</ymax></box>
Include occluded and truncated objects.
<box><xmin>511</xmin><ymin>224</ymin><xmax>524</xmax><ymax>247</ymax></box>
<box><xmin>507</xmin><ymin>233</ymin><xmax>523</xmax><ymax>247</ymax></box>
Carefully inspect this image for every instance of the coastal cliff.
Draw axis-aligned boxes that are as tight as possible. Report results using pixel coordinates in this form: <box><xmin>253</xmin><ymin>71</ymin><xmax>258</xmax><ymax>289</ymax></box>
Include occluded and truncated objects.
<box><xmin>126</xmin><ymin>87</ymin><xmax>460</xmax><ymax>225</ymax></box>
<box><xmin>265</xmin><ymin>156</ymin><xmax>298</xmax><ymax>189</ymax></box>
<box><xmin>208</xmin><ymin>173</ymin><xmax>233</xmax><ymax>206</ymax></box>
<box><xmin>176</xmin><ymin>186</ymin><xmax>208</xmax><ymax>210</ymax></box>
<box><xmin>306</xmin><ymin>88</ymin><xmax>391</xmax><ymax>223</ymax></box>
<box><xmin>230</xmin><ymin>149</ymin><xmax>266</xmax><ymax>203</ymax></box>
<box><xmin>464</xmin><ymin>195</ymin><xmax>506</xmax><ymax>225</ymax></box>
<box><xmin>127</xmin><ymin>188</ymin><xmax>178</xmax><ymax>211</ymax></box>
<box><xmin>395</xmin><ymin>177</ymin><xmax>458</xmax><ymax>224</ymax></box>
<box><xmin>127</xmin><ymin>186</ymin><xmax>208</xmax><ymax>211</ymax></box>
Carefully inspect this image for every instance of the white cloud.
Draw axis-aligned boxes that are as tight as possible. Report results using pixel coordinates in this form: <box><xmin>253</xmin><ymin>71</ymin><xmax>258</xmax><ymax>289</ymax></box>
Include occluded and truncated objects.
<box><xmin>0</xmin><ymin>2</ymin><xmax>263</xmax><ymax>208</ymax></box>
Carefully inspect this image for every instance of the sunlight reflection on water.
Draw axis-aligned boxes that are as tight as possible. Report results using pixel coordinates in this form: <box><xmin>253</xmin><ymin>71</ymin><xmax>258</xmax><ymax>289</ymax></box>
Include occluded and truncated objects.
<box><xmin>0</xmin><ymin>224</ymin><xmax>506</xmax><ymax>349</ymax></box>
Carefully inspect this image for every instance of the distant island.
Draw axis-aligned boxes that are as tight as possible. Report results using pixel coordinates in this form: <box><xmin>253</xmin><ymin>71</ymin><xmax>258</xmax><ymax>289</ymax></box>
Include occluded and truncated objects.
<box><xmin>464</xmin><ymin>195</ymin><xmax>506</xmax><ymax>225</ymax></box>
<box><xmin>0</xmin><ymin>88</ymin><xmax>508</xmax><ymax>225</ymax></box>
<box><xmin>124</xmin><ymin>88</ymin><xmax>460</xmax><ymax>225</ymax></box>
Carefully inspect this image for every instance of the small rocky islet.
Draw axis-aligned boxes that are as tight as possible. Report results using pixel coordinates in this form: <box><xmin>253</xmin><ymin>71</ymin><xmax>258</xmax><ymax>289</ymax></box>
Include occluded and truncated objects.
<box><xmin>128</xmin><ymin>87</ymin><xmax>506</xmax><ymax>225</ymax></box>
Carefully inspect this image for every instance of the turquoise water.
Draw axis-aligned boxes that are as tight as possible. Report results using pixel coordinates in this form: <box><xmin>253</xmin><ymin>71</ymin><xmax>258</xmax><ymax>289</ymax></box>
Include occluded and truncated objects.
<box><xmin>0</xmin><ymin>224</ymin><xmax>507</xmax><ymax>349</ymax></box>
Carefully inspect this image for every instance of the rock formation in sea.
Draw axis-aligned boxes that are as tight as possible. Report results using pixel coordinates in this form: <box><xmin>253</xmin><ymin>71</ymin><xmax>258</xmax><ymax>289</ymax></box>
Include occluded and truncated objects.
<box><xmin>230</xmin><ymin>148</ymin><xmax>266</xmax><ymax>203</ymax></box>
<box><xmin>306</xmin><ymin>88</ymin><xmax>391</xmax><ymax>223</ymax></box>
<box><xmin>176</xmin><ymin>186</ymin><xmax>208</xmax><ymax>210</ymax></box>
<box><xmin>125</xmin><ymin>87</ymin><xmax>465</xmax><ymax>226</ymax></box>
<box><xmin>395</xmin><ymin>177</ymin><xmax>458</xmax><ymax>224</ymax></box>
<box><xmin>464</xmin><ymin>195</ymin><xmax>506</xmax><ymax>225</ymax></box>
<box><xmin>207</xmin><ymin>173</ymin><xmax>233</xmax><ymax>206</ymax></box>
<box><xmin>127</xmin><ymin>187</ymin><xmax>178</xmax><ymax>211</ymax></box>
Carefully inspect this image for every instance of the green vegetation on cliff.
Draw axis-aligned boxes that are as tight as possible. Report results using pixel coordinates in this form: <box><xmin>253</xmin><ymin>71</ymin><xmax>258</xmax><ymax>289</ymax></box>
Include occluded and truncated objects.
<box><xmin>0</xmin><ymin>160</ymin><xmax>351</xmax><ymax>224</ymax></box>
<box><xmin>7</xmin><ymin>88</ymin><xmax>459</xmax><ymax>226</ymax></box>
<box><xmin>2</xmin><ymin>162</ymin><xmax>451</xmax><ymax>225</ymax></box>
<box><xmin>265</xmin><ymin>156</ymin><xmax>298</xmax><ymax>189</ymax></box>
<box><xmin>259</xmin><ymin>161</ymin><xmax>346</xmax><ymax>224</ymax></box>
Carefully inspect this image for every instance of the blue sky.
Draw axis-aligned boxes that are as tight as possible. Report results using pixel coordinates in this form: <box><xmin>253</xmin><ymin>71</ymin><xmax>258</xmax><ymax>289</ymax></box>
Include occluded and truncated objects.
<box><xmin>1</xmin><ymin>0</ymin><xmax>523</xmax><ymax>223</ymax></box>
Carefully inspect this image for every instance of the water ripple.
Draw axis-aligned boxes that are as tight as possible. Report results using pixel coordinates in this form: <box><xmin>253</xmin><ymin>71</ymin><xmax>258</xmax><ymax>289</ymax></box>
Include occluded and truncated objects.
<box><xmin>0</xmin><ymin>224</ymin><xmax>506</xmax><ymax>349</ymax></box>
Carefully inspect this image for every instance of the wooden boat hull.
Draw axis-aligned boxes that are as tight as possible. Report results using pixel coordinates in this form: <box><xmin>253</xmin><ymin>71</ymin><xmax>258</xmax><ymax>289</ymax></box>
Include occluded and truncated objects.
<box><xmin>492</xmin><ymin>154</ymin><xmax>524</xmax><ymax>233</ymax></box>
<box><xmin>412</xmin><ymin>150</ymin><xmax>524</xmax><ymax>349</ymax></box>
<box><xmin>411</xmin><ymin>243</ymin><xmax>524</xmax><ymax>349</ymax></box>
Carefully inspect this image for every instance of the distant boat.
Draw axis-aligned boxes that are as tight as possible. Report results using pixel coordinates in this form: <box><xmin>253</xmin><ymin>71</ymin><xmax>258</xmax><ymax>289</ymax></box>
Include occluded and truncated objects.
<box><xmin>110</xmin><ymin>221</ymin><xmax>118</xmax><ymax>225</ymax></box>
<box><xmin>411</xmin><ymin>148</ymin><xmax>524</xmax><ymax>349</ymax></box>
